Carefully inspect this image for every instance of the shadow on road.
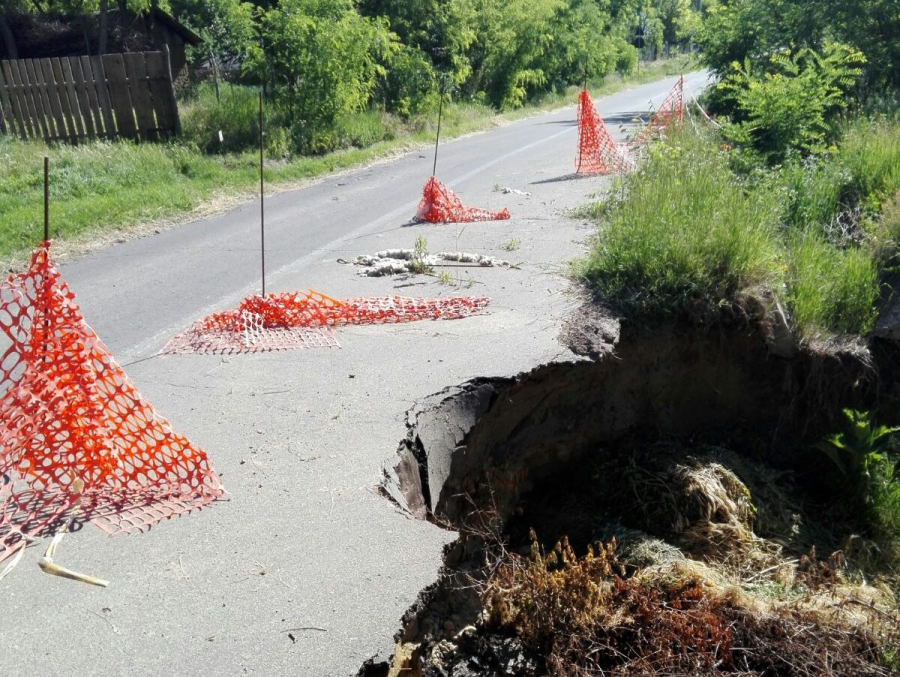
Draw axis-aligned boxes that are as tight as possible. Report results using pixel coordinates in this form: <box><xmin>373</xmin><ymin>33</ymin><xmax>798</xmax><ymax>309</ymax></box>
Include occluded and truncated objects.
<box><xmin>530</xmin><ymin>173</ymin><xmax>594</xmax><ymax>185</ymax></box>
<box><xmin>603</xmin><ymin>111</ymin><xmax>650</xmax><ymax>126</ymax></box>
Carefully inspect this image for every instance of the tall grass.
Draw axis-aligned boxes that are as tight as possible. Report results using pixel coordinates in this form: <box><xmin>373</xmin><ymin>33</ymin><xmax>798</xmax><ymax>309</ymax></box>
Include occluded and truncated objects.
<box><xmin>578</xmin><ymin>131</ymin><xmax>781</xmax><ymax>317</ymax></box>
<box><xmin>838</xmin><ymin>119</ymin><xmax>900</xmax><ymax>209</ymax></box>
<box><xmin>580</xmin><ymin>127</ymin><xmax>888</xmax><ymax>339</ymax></box>
<box><xmin>181</xmin><ymin>84</ymin><xmax>264</xmax><ymax>154</ymax></box>
<box><xmin>786</xmin><ymin>233</ymin><xmax>879</xmax><ymax>338</ymax></box>
<box><xmin>776</xmin><ymin>158</ymin><xmax>851</xmax><ymax>232</ymax></box>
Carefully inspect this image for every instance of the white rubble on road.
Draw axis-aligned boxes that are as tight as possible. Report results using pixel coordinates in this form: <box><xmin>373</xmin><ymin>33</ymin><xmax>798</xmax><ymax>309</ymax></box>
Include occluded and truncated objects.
<box><xmin>351</xmin><ymin>249</ymin><xmax>513</xmax><ymax>277</ymax></box>
<box><xmin>500</xmin><ymin>187</ymin><xmax>531</xmax><ymax>196</ymax></box>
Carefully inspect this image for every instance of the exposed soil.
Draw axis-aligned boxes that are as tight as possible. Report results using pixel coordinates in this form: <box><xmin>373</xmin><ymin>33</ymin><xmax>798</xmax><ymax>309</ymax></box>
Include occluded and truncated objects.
<box><xmin>368</xmin><ymin>304</ymin><xmax>900</xmax><ymax>676</ymax></box>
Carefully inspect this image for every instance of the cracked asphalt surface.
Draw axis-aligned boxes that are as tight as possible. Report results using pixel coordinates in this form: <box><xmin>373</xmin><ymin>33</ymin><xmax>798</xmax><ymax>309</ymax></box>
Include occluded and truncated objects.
<box><xmin>0</xmin><ymin>72</ymin><xmax>709</xmax><ymax>676</ymax></box>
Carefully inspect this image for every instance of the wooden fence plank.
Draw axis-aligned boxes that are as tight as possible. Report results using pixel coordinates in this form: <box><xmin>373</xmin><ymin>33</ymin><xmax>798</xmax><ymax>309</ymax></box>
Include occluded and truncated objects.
<box><xmin>2</xmin><ymin>61</ymin><xmax>28</xmax><ymax>138</ymax></box>
<box><xmin>13</xmin><ymin>60</ymin><xmax>41</xmax><ymax>139</ymax></box>
<box><xmin>69</xmin><ymin>57</ymin><xmax>96</xmax><ymax>139</ymax></box>
<box><xmin>123</xmin><ymin>52</ymin><xmax>156</xmax><ymax>140</ymax></box>
<box><xmin>0</xmin><ymin>51</ymin><xmax>179</xmax><ymax>142</ymax></box>
<box><xmin>0</xmin><ymin>66</ymin><xmax>17</xmax><ymax>137</ymax></box>
<box><xmin>39</xmin><ymin>58</ymin><xmax>68</xmax><ymax>140</ymax></box>
<box><xmin>23</xmin><ymin>59</ymin><xmax>50</xmax><ymax>140</ymax></box>
<box><xmin>102</xmin><ymin>54</ymin><xmax>136</xmax><ymax>138</ymax></box>
<box><xmin>89</xmin><ymin>56</ymin><xmax>115</xmax><ymax>137</ymax></box>
<box><xmin>60</xmin><ymin>58</ymin><xmax>86</xmax><ymax>140</ymax></box>
<box><xmin>30</xmin><ymin>58</ymin><xmax>57</xmax><ymax>140</ymax></box>
<box><xmin>145</xmin><ymin>51</ymin><xmax>178</xmax><ymax>138</ymax></box>
<box><xmin>5</xmin><ymin>60</ymin><xmax>34</xmax><ymax>138</ymax></box>
<box><xmin>50</xmin><ymin>58</ymin><xmax>77</xmax><ymax>141</ymax></box>
<box><xmin>8</xmin><ymin>61</ymin><xmax>34</xmax><ymax>138</ymax></box>
<box><xmin>161</xmin><ymin>46</ymin><xmax>181</xmax><ymax>135</ymax></box>
<box><xmin>79</xmin><ymin>56</ymin><xmax>104</xmax><ymax>137</ymax></box>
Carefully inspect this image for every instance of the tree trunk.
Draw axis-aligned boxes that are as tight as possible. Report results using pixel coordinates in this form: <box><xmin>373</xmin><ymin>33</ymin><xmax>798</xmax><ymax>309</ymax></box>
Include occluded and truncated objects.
<box><xmin>99</xmin><ymin>0</ymin><xmax>109</xmax><ymax>55</ymax></box>
<box><xmin>0</xmin><ymin>11</ymin><xmax>18</xmax><ymax>60</ymax></box>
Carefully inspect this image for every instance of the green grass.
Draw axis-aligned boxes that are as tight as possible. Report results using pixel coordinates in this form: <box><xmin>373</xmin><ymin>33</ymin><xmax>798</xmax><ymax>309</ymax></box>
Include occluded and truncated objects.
<box><xmin>838</xmin><ymin>118</ymin><xmax>900</xmax><ymax>210</ymax></box>
<box><xmin>579</xmin><ymin>126</ymin><xmax>888</xmax><ymax>339</ymax></box>
<box><xmin>0</xmin><ymin>57</ymin><xmax>695</xmax><ymax>266</ymax></box>
<box><xmin>0</xmin><ymin>135</ymin><xmax>415</xmax><ymax>261</ymax></box>
<box><xmin>577</xmin><ymin>130</ymin><xmax>781</xmax><ymax>318</ymax></box>
<box><xmin>775</xmin><ymin>158</ymin><xmax>850</xmax><ymax>232</ymax></box>
<box><xmin>786</xmin><ymin>232</ymin><xmax>879</xmax><ymax>338</ymax></box>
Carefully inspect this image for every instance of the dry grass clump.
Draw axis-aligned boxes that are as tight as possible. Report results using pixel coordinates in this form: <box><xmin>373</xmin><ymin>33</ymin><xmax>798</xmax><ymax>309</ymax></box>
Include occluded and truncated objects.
<box><xmin>481</xmin><ymin>533</ymin><xmax>900</xmax><ymax>675</ymax></box>
<box><xmin>626</xmin><ymin>453</ymin><xmax>785</xmax><ymax>574</ymax></box>
<box><xmin>474</xmin><ymin>445</ymin><xmax>900</xmax><ymax>675</ymax></box>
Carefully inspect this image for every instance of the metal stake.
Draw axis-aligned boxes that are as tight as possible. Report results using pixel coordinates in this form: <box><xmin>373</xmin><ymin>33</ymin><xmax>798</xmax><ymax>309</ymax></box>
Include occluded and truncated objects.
<box><xmin>432</xmin><ymin>74</ymin><xmax>446</xmax><ymax>178</ymax></box>
<box><xmin>43</xmin><ymin>156</ymin><xmax>49</xmax><ymax>242</ymax></box>
<box><xmin>259</xmin><ymin>91</ymin><xmax>266</xmax><ymax>297</ymax></box>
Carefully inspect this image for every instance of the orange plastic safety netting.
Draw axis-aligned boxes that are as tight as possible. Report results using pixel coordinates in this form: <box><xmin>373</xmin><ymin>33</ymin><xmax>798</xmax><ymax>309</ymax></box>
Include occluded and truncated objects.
<box><xmin>162</xmin><ymin>290</ymin><xmax>491</xmax><ymax>355</ymax></box>
<box><xmin>644</xmin><ymin>76</ymin><xmax>684</xmax><ymax>136</ymax></box>
<box><xmin>575</xmin><ymin>90</ymin><xmax>634</xmax><ymax>175</ymax></box>
<box><xmin>415</xmin><ymin>177</ymin><xmax>511</xmax><ymax>223</ymax></box>
<box><xmin>0</xmin><ymin>243</ymin><xmax>224</xmax><ymax>566</ymax></box>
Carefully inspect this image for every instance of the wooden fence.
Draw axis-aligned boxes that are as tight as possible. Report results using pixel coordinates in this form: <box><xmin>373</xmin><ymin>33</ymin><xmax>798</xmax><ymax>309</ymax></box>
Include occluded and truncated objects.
<box><xmin>0</xmin><ymin>50</ymin><xmax>181</xmax><ymax>143</ymax></box>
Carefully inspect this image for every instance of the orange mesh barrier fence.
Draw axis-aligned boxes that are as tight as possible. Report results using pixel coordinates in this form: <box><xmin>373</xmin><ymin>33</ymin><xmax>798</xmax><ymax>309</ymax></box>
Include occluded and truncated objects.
<box><xmin>162</xmin><ymin>290</ymin><xmax>491</xmax><ymax>355</ymax></box>
<box><xmin>575</xmin><ymin>90</ymin><xmax>634</xmax><ymax>175</ymax></box>
<box><xmin>415</xmin><ymin>177</ymin><xmax>511</xmax><ymax>223</ymax></box>
<box><xmin>644</xmin><ymin>76</ymin><xmax>684</xmax><ymax>137</ymax></box>
<box><xmin>0</xmin><ymin>244</ymin><xmax>224</xmax><ymax>566</ymax></box>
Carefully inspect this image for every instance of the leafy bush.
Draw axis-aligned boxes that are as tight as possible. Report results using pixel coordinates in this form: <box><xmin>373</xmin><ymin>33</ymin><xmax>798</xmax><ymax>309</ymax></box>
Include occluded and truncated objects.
<box><xmin>816</xmin><ymin>410</ymin><xmax>900</xmax><ymax>563</ymax></box>
<box><xmin>786</xmin><ymin>233</ymin><xmax>879</xmax><ymax>338</ymax></box>
<box><xmin>327</xmin><ymin>110</ymin><xmax>395</xmax><ymax>150</ymax></box>
<box><xmin>718</xmin><ymin>43</ymin><xmax>865</xmax><ymax>160</ymax></box>
<box><xmin>578</xmin><ymin>131</ymin><xmax>780</xmax><ymax>318</ymax></box>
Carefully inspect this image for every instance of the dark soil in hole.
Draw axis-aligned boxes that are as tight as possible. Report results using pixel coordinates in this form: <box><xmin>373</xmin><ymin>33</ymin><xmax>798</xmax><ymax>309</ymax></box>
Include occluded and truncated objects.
<box><xmin>505</xmin><ymin>431</ymin><xmax>844</xmax><ymax>564</ymax></box>
<box><xmin>374</xmin><ymin>309</ymin><xmax>900</xmax><ymax>676</ymax></box>
<box><xmin>400</xmin><ymin>433</ymin><xmax>899</xmax><ymax>676</ymax></box>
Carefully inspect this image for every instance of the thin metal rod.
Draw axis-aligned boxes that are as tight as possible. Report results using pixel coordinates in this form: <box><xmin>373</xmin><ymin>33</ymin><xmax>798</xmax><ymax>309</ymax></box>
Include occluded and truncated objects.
<box><xmin>259</xmin><ymin>90</ymin><xmax>266</xmax><ymax>297</ymax></box>
<box><xmin>43</xmin><ymin>156</ymin><xmax>49</xmax><ymax>242</ymax></box>
<box><xmin>432</xmin><ymin>75</ymin><xmax>446</xmax><ymax>177</ymax></box>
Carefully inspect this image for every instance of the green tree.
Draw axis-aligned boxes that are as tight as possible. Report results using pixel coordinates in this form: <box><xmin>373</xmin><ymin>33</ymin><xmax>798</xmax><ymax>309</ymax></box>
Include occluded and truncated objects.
<box><xmin>357</xmin><ymin>0</ymin><xmax>476</xmax><ymax>84</ymax></box>
<box><xmin>719</xmin><ymin>43</ymin><xmax>865</xmax><ymax>159</ymax></box>
<box><xmin>170</xmin><ymin>0</ymin><xmax>256</xmax><ymax>68</ymax></box>
<box><xmin>698</xmin><ymin>0</ymin><xmax>900</xmax><ymax>89</ymax></box>
<box><xmin>246</xmin><ymin>0</ymin><xmax>393</xmax><ymax>148</ymax></box>
<box><xmin>466</xmin><ymin>0</ymin><xmax>564</xmax><ymax>109</ymax></box>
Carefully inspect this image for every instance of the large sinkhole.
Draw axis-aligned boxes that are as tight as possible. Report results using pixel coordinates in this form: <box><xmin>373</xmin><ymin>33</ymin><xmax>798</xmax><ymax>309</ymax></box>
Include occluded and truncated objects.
<box><xmin>370</xmin><ymin>307</ymin><xmax>900</xmax><ymax>677</ymax></box>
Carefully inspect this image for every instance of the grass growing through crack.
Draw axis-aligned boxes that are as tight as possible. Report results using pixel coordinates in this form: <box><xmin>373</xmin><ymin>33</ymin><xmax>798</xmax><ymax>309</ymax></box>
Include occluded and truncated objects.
<box><xmin>409</xmin><ymin>236</ymin><xmax>432</xmax><ymax>275</ymax></box>
<box><xmin>500</xmin><ymin>239</ymin><xmax>520</xmax><ymax>252</ymax></box>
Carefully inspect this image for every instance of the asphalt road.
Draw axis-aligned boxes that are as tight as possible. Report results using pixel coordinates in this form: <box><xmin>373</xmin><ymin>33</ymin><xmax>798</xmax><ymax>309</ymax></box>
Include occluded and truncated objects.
<box><xmin>1</xmin><ymin>72</ymin><xmax>709</xmax><ymax>676</ymax></box>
